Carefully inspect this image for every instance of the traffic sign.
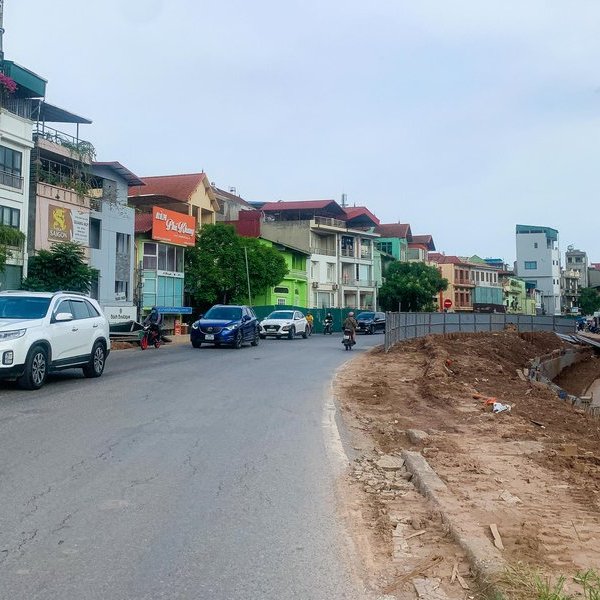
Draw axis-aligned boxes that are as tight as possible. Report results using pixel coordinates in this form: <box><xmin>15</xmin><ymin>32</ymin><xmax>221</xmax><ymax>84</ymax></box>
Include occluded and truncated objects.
<box><xmin>443</xmin><ymin>299</ymin><xmax>453</xmax><ymax>309</ymax></box>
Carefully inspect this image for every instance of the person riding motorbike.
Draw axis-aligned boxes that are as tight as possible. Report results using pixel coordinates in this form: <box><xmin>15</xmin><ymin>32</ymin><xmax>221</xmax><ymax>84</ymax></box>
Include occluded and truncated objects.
<box><xmin>324</xmin><ymin>312</ymin><xmax>333</xmax><ymax>334</ymax></box>
<box><xmin>306</xmin><ymin>312</ymin><xmax>314</xmax><ymax>335</ymax></box>
<box><xmin>143</xmin><ymin>306</ymin><xmax>163</xmax><ymax>342</ymax></box>
<box><xmin>342</xmin><ymin>311</ymin><xmax>358</xmax><ymax>344</ymax></box>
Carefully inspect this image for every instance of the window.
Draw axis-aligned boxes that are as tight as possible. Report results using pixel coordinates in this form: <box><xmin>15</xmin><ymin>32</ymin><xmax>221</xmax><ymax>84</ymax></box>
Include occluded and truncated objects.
<box><xmin>277</xmin><ymin>298</ymin><xmax>286</xmax><ymax>306</ymax></box>
<box><xmin>89</xmin><ymin>218</ymin><xmax>101</xmax><ymax>249</ymax></box>
<box><xmin>292</xmin><ymin>254</ymin><xmax>304</xmax><ymax>270</ymax></box>
<box><xmin>116</xmin><ymin>232</ymin><xmax>130</xmax><ymax>254</ymax></box>
<box><xmin>273</xmin><ymin>286</ymin><xmax>289</xmax><ymax>294</ymax></box>
<box><xmin>534</xmin><ymin>242</ymin><xmax>538</xmax><ymax>248</ymax></box>
<box><xmin>326</xmin><ymin>262</ymin><xmax>335</xmax><ymax>282</ymax></box>
<box><xmin>143</xmin><ymin>242</ymin><xmax>157</xmax><ymax>269</ymax></box>
<box><xmin>0</xmin><ymin>145</ymin><xmax>22</xmax><ymax>189</ymax></box>
<box><xmin>115</xmin><ymin>280</ymin><xmax>128</xmax><ymax>299</ymax></box>
<box><xmin>524</xmin><ymin>261</ymin><xmax>537</xmax><ymax>270</ymax></box>
<box><xmin>70</xmin><ymin>300</ymin><xmax>91</xmax><ymax>320</ymax></box>
<box><xmin>376</xmin><ymin>241</ymin><xmax>393</xmax><ymax>255</ymax></box>
<box><xmin>575</xmin><ymin>257</ymin><xmax>582</xmax><ymax>263</ymax></box>
<box><xmin>0</xmin><ymin>205</ymin><xmax>20</xmax><ymax>229</ymax></box>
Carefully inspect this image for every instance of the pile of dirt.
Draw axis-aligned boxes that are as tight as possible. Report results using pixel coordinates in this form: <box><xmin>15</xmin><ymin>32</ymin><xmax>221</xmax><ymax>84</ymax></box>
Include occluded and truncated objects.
<box><xmin>336</xmin><ymin>330</ymin><xmax>600</xmax><ymax>588</ymax></box>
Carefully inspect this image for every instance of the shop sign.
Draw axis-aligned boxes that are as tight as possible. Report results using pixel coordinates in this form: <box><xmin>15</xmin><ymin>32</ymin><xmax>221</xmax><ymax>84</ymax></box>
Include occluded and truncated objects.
<box><xmin>48</xmin><ymin>204</ymin><xmax>89</xmax><ymax>245</ymax></box>
<box><xmin>156</xmin><ymin>306</ymin><xmax>193</xmax><ymax>314</ymax></box>
<box><xmin>152</xmin><ymin>206</ymin><xmax>196</xmax><ymax>246</ymax></box>
<box><xmin>157</xmin><ymin>270</ymin><xmax>185</xmax><ymax>279</ymax></box>
<box><xmin>104</xmin><ymin>305</ymin><xmax>138</xmax><ymax>324</ymax></box>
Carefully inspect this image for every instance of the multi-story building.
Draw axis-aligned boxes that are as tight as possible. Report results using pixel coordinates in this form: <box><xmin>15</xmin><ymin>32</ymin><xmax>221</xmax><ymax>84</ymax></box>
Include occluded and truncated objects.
<box><xmin>88</xmin><ymin>162</ymin><xmax>143</xmax><ymax>323</ymax></box>
<box><xmin>565</xmin><ymin>246</ymin><xmax>588</xmax><ymax>290</ymax></box>
<box><xmin>212</xmin><ymin>186</ymin><xmax>254</xmax><ymax>222</ymax></box>
<box><xmin>515</xmin><ymin>224</ymin><xmax>561</xmax><ymax>315</ymax></box>
<box><xmin>0</xmin><ymin>60</ymin><xmax>46</xmax><ymax>288</ymax></box>
<box><xmin>467</xmin><ymin>255</ymin><xmax>504</xmax><ymax>312</ymax></box>
<box><xmin>408</xmin><ymin>234</ymin><xmax>436</xmax><ymax>262</ymax></box>
<box><xmin>258</xmin><ymin>200</ymin><xmax>380</xmax><ymax>309</ymax></box>
<box><xmin>374</xmin><ymin>223</ymin><xmax>412</xmax><ymax>262</ymax></box>
<box><xmin>429</xmin><ymin>255</ymin><xmax>475</xmax><ymax>311</ymax></box>
<box><xmin>561</xmin><ymin>268</ymin><xmax>580</xmax><ymax>315</ymax></box>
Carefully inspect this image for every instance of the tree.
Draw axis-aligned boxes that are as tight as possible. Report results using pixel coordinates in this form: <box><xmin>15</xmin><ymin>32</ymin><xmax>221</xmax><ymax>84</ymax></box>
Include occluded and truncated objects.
<box><xmin>379</xmin><ymin>262</ymin><xmax>448</xmax><ymax>312</ymax></box>
<box><xmin>579</xmin><ymin>287</ymin><xmax>600</xmax><ymax>316</ymax></box>
<box><xmin>22</xmin><ymin>242</ymin><xmax>96</xmax><ymax>293</ymax></box>
<box><xmin>185</xmin><ymin>224</ymin><xmax>288</xmax><ymax>307</ymax></box>
<box><xmin>0</xmin><ymin>224</ymin><xmax>26</xmax><ymax>273</ymax></box>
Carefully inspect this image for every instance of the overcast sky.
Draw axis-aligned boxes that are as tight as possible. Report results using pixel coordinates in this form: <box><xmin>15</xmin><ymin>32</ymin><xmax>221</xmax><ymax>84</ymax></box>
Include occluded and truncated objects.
<box><xmin>6</xmin><ymin>1</ymin><xmax>600</xmax><ymax>262</ymax></box>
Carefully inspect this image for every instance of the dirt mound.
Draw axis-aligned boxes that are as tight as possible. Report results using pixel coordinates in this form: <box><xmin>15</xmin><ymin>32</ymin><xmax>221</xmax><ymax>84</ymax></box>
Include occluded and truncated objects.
<box><xmin>337</xmin><ymin>330</ymin><xmax>600</xmax><ymax>583</ymax></box>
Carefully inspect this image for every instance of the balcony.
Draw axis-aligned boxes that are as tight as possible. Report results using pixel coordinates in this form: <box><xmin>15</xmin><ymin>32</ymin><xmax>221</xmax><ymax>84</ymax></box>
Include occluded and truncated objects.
<box><xmin>360</xmin><ymin>249</ymin><xmax>372</xmax><ymax>260</ymax></box>
<box><xmin>455</xmin><ymin>278</ymin><xmax>474</xmax><ymax>287</ymax></box>
<box><xmin>310</xmin><ymin>246</ymin><xmax>336</xmax><ymax>256</ymax></box>
<box><xmin>341</xmin><ymin>277</ymin><xmax>375</xmax><ymax>288</ymax></box>
<box><xmin>287</xmin><ymin>268</ymin><xmax>308</xmax><ymax>279</ymax></box>
<box><xmin>311</xmin><ymin>216</ymin><xmax>346</xmax><ymax>230</ymax></box>
<box><xmin>0</xmin><ymin>169</ymin><xmax>24</xmax><ymax>191</ymax></box>
<box><xmin>0</xmin><ymin>96</ymin><xmax>34</xmax><ymax>120</ymax></box>
<box><xmin>34</xmin><ymin>124</ymin><xmax>94</xmax><ymax>164</ymax></box>
<box><xmin>341</xmin><ymin>247</ymin><xmax>355</xmax><ymax>258</ymax></box>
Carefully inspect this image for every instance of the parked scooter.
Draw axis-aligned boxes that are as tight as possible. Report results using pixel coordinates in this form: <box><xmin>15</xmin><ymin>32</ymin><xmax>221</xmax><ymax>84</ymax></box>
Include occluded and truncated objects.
<box><xmin>140</xmin><ymin>325</ymin><xmax>161</xmax><ymax>350</ymax></box>
<box><xmin>342</xmin><ymin>328</ymin><xmax>355</xmax><ymax>350</ymax></box>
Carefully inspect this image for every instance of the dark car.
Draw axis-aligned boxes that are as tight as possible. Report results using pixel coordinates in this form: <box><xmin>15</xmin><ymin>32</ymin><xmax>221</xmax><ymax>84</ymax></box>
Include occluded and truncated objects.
<box><xmin>356</xmin><ymin>311</ymin><xmax>386</xmax><ymax>334</ymax></box>
<box><xmin>190</xmin><ymin>305</ymin><xmax>260</xmax><ymax>349</ymax></box>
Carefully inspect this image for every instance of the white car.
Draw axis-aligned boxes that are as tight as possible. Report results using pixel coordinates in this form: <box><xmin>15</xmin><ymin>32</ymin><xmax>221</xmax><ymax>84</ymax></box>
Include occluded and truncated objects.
<box><xmin>259</xmin><ymin>310</ymin><xmax>309</xmax><ymax>340</ymax></box>
<box><xmin>0</xmin><ymin>291</ymin><xmax>111</xmax><ymax>390</ymax></box>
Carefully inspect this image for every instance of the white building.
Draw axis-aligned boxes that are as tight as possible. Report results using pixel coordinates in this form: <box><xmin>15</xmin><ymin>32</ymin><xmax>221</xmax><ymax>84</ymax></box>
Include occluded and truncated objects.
<box><xmin>515</xmin><ymin>224</ymin><xmax>561</xmax><ymax>315</ymax></box>
<box><xmin>565</xmin><ymin>246</ymin><xmax>588</xmax><ymax>289</ymax></box>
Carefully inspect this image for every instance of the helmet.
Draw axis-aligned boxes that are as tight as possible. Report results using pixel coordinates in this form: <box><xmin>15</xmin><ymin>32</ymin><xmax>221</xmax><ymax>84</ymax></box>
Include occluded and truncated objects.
<box><xmin>348</xmin><ymin>311</ymin><xmax>354</xmax><ymax>316</ymax></box>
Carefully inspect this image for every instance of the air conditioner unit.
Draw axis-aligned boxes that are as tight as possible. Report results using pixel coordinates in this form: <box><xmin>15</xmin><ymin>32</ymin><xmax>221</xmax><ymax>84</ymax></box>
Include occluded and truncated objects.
<box><xmin>332</xmin><ymin>283</ymin><xmax>339</xmax><ymax>290</ymax></box>
<box><xmin>312</xmin><ymin>282</ymin><xmax>319</xmax><ymax>289</ymax></box>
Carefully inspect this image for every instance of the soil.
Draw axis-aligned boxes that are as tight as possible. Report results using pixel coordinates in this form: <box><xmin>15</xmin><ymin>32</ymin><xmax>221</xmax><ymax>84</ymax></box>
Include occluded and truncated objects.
<box><xmin>335</xmin><ymin>331</ymin><xmax>600</xmax><ymax>597</ymax></box>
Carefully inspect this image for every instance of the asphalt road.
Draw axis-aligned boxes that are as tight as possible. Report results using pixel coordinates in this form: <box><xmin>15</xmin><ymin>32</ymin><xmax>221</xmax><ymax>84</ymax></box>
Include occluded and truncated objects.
<box><xmin>0</xmin><ymin>332</ymin><xmax>382</xmax><ymax>600</ymax></box>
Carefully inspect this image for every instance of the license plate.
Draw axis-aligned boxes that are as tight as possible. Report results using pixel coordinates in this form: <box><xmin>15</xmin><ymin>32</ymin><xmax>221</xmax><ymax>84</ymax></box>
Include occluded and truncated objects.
<box><xmin>205</xmin><ymin>334</ymin><xmax>215</xmax><ymax>340</ymax></box>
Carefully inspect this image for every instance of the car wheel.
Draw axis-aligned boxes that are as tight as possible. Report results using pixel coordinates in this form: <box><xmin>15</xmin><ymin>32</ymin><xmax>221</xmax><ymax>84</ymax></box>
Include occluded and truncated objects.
<box><xmin>192</xmin><ymin>339</ymin><xmax>202</xmax><ymax>348</ymax></box>
<box><xmin>302</xmin><ymin>328</ymin><xmax>308</xmax><ymax>339</ymax></box>
<box><xmin>83</xmin><ymin>342</ymin><xmax>106</xmax><ymax>378</ymax></box>
<box><xmin>18</xmin><ymin>345</ymin><xmax>48</xmax><ymax>390</ymax></box>
<box><xmin>287</xmin><ymin>327</ymin><xmax>295</xmax><ymax>340</ymax></box>
<box><xmin>233</xmin><ymin>330</ymin><xmax>243</xmax><ymax>349</ymax></box>
<box><xmin>369</xmin><ymin>325</ymin><xmax>374</xmax><ymax>335</ymax></box>
<box><xmin>251</xmin><ymin>331</ymin><xmax>259</xmax><ymax>346</ymax></box>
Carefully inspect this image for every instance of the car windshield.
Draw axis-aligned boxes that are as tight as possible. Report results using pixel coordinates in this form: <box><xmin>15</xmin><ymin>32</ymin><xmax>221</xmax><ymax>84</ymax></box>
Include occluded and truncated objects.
<box><xmin>267</xmin><ymin>311</ymin><xmax>294</xmax><ymax>320</ymax></box>
<box><xmin>204</xmin><ymin>306</ymin><xmax>242</xmax><ymax>321</ymax></box>
<box><xmin>357</xmin><ymin>312</ymin><xmax>375</xmax><ymax>319</ymax></box>
<box><xmin>0</xmin><ymin>297</ymin><xmax>51</xmax><ymax>319</ymax></box>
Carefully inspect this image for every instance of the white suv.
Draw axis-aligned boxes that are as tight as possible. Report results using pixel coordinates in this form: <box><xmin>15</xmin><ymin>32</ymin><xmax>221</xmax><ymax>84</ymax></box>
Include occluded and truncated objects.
<box><xmin>0</xmin><ymin>291</ymin><xmax>111</xmax><ymax>390</ymax></box>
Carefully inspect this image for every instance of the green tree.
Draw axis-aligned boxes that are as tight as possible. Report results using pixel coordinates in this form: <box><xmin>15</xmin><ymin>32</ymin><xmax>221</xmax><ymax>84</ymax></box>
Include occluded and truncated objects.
<box><xmin>0</xmin><ymin>224</ymin><xmax>26</xmax><ymax>273</ymax></box>
<box><xmin>185</xmin><ymin>224</ymin><xmax>288</xmax><ymax>307</ymax></box>
<box><xmin>579</xmin><ymin>287</ymin><xmax>600</xmax><ymax>316</ymax></box>
<box><xmin>379</xmin><ymin>261</ymin><xmax>448</xmax><ymax>312</ymax></box>
<box><xmin>22</xmin><ymin>242</ymin><xmax>96</xmax><ymax>293</ymax></box>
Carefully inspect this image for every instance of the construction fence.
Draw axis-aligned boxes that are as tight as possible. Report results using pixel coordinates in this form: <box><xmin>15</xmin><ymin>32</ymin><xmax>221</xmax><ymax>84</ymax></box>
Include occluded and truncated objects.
<box><xmin>384</xmin><ymin>312</ymin><xmax>576</xmax><ymax>352</ymax></box>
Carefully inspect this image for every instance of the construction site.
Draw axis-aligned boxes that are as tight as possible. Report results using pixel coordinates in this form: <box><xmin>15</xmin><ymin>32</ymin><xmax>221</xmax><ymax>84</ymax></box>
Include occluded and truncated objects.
<box><xmin>336</xmin><ymin>329</ymin><xmax>600</xmax><ymax>600</ymax></box>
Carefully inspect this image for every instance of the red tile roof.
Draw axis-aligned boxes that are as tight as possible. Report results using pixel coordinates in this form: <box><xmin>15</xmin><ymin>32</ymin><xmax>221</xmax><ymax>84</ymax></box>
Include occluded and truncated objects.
<box><xmin>260</xmin><ymin>199</ymin><xmax>341</xmax><ymax>212</ymax></box>
<box><xmin>428</xmin><ymin>254</ymin><xmax>466</xmax><ymax>265</ymax></box>
<box><xmin>134</xmin><ymin>212</ymin><xmax>153</xmax><ymax>234</ymax></box>
<box><xmin>343</xmin><ymin>206</ymin><xmax>380</xmax><ymax>226</ymax></box>
<box><xmin>129</xmin><ymin>173</ymin><xmax>206</xmax><ymax>202</ymax></box>
<box><xmin>375</xmin><ymin>223</ymin><xmax>413</xmax><ymax>240</ymax></box>
<box><xmin>410</xmin><ymin>234</ymin><xmax>436</xmax><ymax>251</ymax></box>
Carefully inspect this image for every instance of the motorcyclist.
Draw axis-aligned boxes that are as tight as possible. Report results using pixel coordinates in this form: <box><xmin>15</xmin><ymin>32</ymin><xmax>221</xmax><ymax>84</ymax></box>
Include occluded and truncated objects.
<box><xmin>143</xmin><ymin>306</ymin><xmax>163</xmax><ymax>342</ymax></box>
<box><xmin>343</xmin><ymin>311</ymin><xmax>358</xmax><ymax>344</ymax></box>
<box><xmin>306</xmin><ymin>312</ymin><xmax>314</xmax><ymax>335</ymax></box>
<box><xmin>324</xmin><ymin>312</ymin><xmax>333</xmax><ymax>333</ymax></box>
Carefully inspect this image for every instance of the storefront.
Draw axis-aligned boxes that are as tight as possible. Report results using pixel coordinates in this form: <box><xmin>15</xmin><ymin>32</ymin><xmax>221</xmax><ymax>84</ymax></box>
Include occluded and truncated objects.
<box><xmin>134</xmin><ymin>206</ymin><xmax>196</xmax><ymax>330</ymax></box>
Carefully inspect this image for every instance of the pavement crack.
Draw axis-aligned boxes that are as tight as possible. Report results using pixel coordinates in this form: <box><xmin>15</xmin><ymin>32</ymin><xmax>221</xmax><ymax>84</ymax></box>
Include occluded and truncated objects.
<box><xmin>127</xmin><ymin>474</ymin><xmax>158</xmax><ymax>489</ymax></box>
<box><xmin>51</xmin><ymin>512</ymin><xmax>74</xmax><ymax>534</ymax></box>
<box><xmin>183</xmin><ymin>438</ymin><xmax>202</xmax><ymax>476</ymax></box>
<box><xmin>21</xmin><ymin>485</ymin><xmax>52</xmax><ymax>521</ymax></box>
<box><xmin>17</xmin><ymin>529</ymin><xmax>38</xmax><ymax>554</ymax></box>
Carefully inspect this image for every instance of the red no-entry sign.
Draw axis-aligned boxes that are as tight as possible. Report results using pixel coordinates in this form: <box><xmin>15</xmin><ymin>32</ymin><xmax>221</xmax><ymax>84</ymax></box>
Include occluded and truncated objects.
<box><xmin>443</xmin><ymin>299</ymin><xmax>453</xmax><ymax>309</ymax></box>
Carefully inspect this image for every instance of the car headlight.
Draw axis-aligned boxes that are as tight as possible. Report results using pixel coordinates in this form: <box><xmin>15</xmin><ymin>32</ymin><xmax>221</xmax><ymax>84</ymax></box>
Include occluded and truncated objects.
<box><xmin>224</xmin><ymin>324</ymin><xmax>238</xmax><ymax>331</ymax></box>
<box><xmin>191</xmin><ymin>322</ymin><xmax>199</xmax><ymax>330</ymax></box>
<box><xmin>0</xmin><ymin>329</ymin><xmax>26</xmax><ymax>341</ymax></box>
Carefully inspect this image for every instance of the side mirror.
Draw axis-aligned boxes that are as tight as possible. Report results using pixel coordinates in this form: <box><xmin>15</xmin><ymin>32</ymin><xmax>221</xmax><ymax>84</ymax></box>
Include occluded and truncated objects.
<box><xmin>55</xmin><ymin>312</ymin><xmax>74</xmax><ymax>322</ymax></box>
<box><xmin>242</xmin><ymin>315</ymin><xmax>251</xmax><ymax>322</ymax></box>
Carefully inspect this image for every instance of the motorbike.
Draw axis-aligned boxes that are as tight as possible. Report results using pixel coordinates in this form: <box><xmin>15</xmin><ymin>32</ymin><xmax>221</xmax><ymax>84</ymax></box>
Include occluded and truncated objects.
<box><xmin>140</xmin><ymin>325</ymin><xmax>161</xmax><ymax>350</ymax></box>
<box><xmin>342</xmin><ymin>328</ymin><xmax>355</xmax><ymax>350</ymax></box>
<box><xmin>323</xmin><ymin>320</ymin><xmax>333</xmax><ymax>335</ymax></box>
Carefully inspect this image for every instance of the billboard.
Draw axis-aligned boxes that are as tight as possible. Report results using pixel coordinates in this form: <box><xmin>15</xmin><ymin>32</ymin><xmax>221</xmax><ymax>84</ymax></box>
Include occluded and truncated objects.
<box><xmin>152</xmin><ymin>206</ymin><xmax>196</xmax><ymax>247</ymax></box>
<box><xmin>48</xmin><ymin>204</ymin><xmax>89</xmax><ymax>245</ymax></box>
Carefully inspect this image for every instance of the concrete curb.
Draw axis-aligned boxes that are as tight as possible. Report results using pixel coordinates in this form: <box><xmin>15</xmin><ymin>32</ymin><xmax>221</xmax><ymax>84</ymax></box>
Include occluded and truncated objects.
<box><xmin>402</xmin><ymin>450</ymin><xmax>507</xmax><ymax>599</ymax></box>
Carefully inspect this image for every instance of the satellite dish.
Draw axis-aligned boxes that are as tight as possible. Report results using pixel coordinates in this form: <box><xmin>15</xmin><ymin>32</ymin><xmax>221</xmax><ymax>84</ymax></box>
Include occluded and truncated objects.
<box><xmin>567</xmin><ymin>245</ymin><xmax>574</xmax><ymax>251</ymax></box>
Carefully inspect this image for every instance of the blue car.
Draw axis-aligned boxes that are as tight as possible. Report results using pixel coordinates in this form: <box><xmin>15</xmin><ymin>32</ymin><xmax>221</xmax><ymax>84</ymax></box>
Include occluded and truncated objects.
<box><xmin>190</xmin><ymin>305</ymin><xmax>260</xmax><ymax>349</ymax></box>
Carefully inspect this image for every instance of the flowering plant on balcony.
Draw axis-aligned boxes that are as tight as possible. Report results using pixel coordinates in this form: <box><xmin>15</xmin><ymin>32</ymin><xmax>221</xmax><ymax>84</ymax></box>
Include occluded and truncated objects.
<box><xmin>0</xmin><ymin>73</ymin><xmax>17</xmax><ymax>94</ymax></box>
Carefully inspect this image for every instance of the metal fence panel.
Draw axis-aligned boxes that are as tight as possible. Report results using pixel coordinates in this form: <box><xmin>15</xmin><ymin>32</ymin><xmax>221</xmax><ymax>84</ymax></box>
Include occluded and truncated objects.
<box><xmin>384</xmin><ymin>311</ymin><xmax>576</xmax><ymax>352</ymax></box>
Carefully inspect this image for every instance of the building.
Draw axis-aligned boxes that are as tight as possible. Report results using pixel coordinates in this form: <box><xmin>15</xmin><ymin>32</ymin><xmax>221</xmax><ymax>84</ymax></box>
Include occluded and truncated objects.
<box><xmin>515</xmin><ymin>224</ymin><xmax>561</xmax><ymax>315</ymax></box>
<box><xmin>88</xmin><ymin>162</ymin><xmax>143</xmax><ymax>323</ymax></box>
<box><xmin>258</xmin><ymin>200</ymin><xmax>380</xmax><ymax>309</ymax></box>
<box><xmin>133</xmin><ymin>206</ymin><xmax>196</xmax><ymax>328</ymax></box>
<box><xmin>374</xmin><ymin>223</ymin><xmax>411</xmax><ymax>262</ymax></box>
<box><xmin>561</xmin><ymin>268</ymin><xmax>580</xmax><ymax>315</ymax></box>
<box><xmin>429</xmin><ymin>255</ymin><xmax>475</xmax><ymax>311</ymax></box>
<box><xmin>565</xmin><ymin>246</ymin><xmax>588</xmax><ymax>299</ymax></box>
<box><xmin>212</xmin><ymin>186</ymin><xmax>254</xmax><ymax>222</ymax></box>
<box><xmin>0</xmin><ymin>60</ymin><xmax>46</xmax><ymax>288</ymax></box>
<box><xmin>408</xmin><ymin>234</ymin><xmax>436</xmax><ymax>262</ymax></box>
<box><xmin>467</xmin><ymin>255</ymin><xmax>504</xmax><ymax>312</ymax></box>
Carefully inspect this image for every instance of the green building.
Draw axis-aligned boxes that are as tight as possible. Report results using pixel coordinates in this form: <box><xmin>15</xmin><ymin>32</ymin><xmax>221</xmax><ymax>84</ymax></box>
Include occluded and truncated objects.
<box><xmin>373</xmin><ymin>223</ymin><xmax>411</xmax><ymax>262</ymax></box>
<box><xmin>250</xmin><ymin>239</ymin><xmax>309</xmax><ymax>308</ymax></box>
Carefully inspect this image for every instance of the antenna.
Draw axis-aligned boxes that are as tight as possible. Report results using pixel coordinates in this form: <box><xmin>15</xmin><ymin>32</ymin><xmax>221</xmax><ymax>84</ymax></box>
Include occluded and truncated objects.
<box><xmin>341</xmin><ymin>193</ymin><xmax>347</xmax><ymax>207</ymax></box>
<box><xmin>0</xmin><ymin>0</ymin><xmax>5</xmax><ymax>63</ymax></box>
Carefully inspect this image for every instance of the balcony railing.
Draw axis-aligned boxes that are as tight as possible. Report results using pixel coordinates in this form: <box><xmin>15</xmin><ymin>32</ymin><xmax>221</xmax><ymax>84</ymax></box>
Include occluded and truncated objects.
<box><xmin>0</xmin><ymin>169</ymin><xmax>23</xmax><ymax>190</ymax></box>
<box><xmin>360</xmin><ymin>250</ymin><xmax>372</xmax><ymax>259</ymax></box>
<box><xmin>0</xmin><ymin>97</ymin><xmax>33</xmax><ymax>120</ymax></box>
<box><xmin>341</xmin><ymin>247</ymin><xmax>355</xmax><ymax>258</ymax></box>
<box><xmin>341</xmin><ymin>277</ymin><xmax>375</xmax><ymax>287</ymax></box>
<box><xmin>310</xmin><ymin>246</ymin><xmax>336</xmax><ymax>256</ymax></box>
<box><xmin>312</xmin><ymin>216</ymin><xmax>346</xmax><ymax>229</ymax></box>
<box><xmin>34</xmin><ymin>124</ymin><xmax>94</xmax><ymax>163</ymax></box>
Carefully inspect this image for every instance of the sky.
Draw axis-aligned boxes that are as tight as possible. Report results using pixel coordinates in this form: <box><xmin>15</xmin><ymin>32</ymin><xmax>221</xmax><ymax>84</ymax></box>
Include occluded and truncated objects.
<box><xmin>5</xmin><ymin>1</ymin><xmax>600</xmax><ymax>263</ymax></box>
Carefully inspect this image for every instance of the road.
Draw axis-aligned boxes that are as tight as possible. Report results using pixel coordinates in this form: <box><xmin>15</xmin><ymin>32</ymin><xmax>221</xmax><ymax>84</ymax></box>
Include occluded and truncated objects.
<box><xmin>0</xmin><ymin>332</ymin><xmax>382</xmax><ymax>600</ymax></box>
